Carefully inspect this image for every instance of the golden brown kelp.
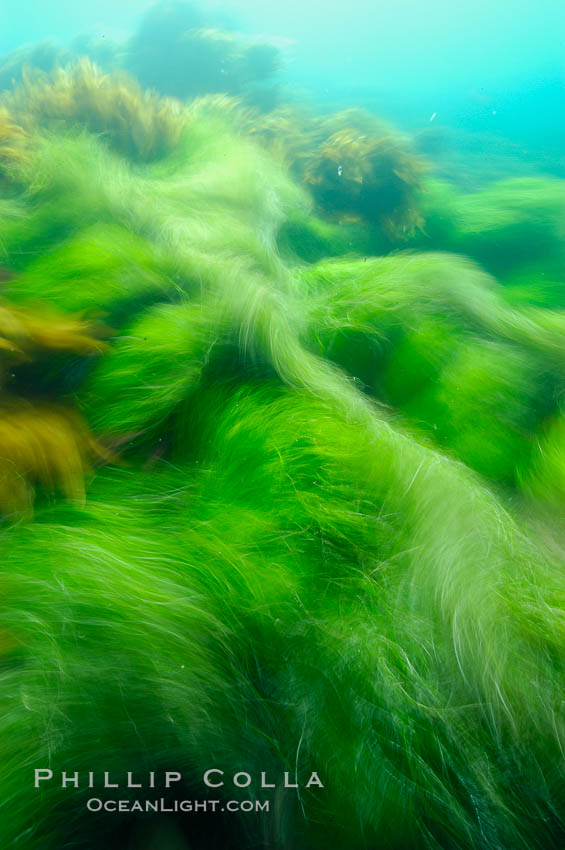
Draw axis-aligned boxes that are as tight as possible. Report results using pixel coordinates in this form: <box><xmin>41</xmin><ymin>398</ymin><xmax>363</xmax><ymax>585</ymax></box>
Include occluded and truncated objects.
<box><xmin>250</xmin><ymin>105</ymin><xmax>425</xmax><ymax>249</ymax></box>
<box><xmin>304</xmin><ymin>126</ymin><xmax>424</xmax><ymax>239</ymax></box>
<box><xmin>304</xmin><ymin>108</ymin><xmax>425</xmax><ymax>237</ymax></box>
<box><xmin>0</xmin><ymin>402</ymin><xmax>95</xmax><ymax>516</ymax></box>
<box><xmin>3</xmin><ymin>59</ymin><xmax>187</xmax><ymax>161</ymax></box>
<box><xmin>0</xmin><ymin>105</ymin><xmax>28</xmax><ymax>177</ymax></box>
<box><xmin>0</xmin><ymin>301</ymin><xmax>107</xmax><ymax>356</ymax></box>
<box><xmin>0</xmin><ymin>300</ymin><xmax>107</xmax><ymax>516</ymax></box>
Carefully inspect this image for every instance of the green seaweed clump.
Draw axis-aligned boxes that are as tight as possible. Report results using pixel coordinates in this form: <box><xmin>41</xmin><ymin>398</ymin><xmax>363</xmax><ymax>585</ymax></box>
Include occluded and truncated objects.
<box><xmin>300</xmin><ymin>252</ymin><xmax>565</xmax><ymax>486</ymax></box>
<box><xmin>413</xmin><ymin>175</ymin><xmax>565</xmax><ymax>305</ymax></box>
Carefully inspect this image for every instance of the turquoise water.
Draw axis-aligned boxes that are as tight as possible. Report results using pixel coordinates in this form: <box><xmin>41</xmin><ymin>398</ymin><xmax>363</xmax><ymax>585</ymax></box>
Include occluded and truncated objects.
<box><xmin>2</xmin><ymin>0</ymin><xmax>564</xmax><ymax>137</ymax></box>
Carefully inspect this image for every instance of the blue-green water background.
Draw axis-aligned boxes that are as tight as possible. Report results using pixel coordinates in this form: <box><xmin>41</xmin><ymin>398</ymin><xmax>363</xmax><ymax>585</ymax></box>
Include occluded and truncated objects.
<box><xmin>1</xmin><ymin>0</ymin><xmax>563</xmax><ymax>152</ymax></box>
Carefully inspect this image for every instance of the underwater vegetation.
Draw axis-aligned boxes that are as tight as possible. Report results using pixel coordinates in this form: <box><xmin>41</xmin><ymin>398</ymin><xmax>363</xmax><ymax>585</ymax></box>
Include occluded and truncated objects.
<box><xmin>4</xmin><ymin>59</ymin><xmax>186</xmax><ymax>161</ymax></box>
<box><xmin>0</xmin><ymin>105</ymin><xmax>27</xmax><ymax>177</ymax></box>
<box><xmin>0</xmin><ymin>299</ymin><xmax>106</xmax><ymax>515</ymax></box>
<box><xmin>412</xmin><ymin>175</ymin><xmax>565</xmax><ymax>307</ymax></box>
<box><xmin>250</xmin><ymin>105</ymin><xmax>425</xmax><ymax>248</ymax></box>
<box><xmin>302</xmin><ymin>109</ymin><xmax>425</xmax><ymax>240</ymax></box>
<box><xmin>300</xmin><ymin>252</ymin><xmax>565</xmax><ymax>486</ymax></box>
<box><xmin>0</xmin><ymin>41</ymin><xmax>77</xmax><ymax>93</ymax></box>
<box><xmin>0</xmin><ymin>59</ymin><xmax>565</xmax><ymax>850</ymax></box>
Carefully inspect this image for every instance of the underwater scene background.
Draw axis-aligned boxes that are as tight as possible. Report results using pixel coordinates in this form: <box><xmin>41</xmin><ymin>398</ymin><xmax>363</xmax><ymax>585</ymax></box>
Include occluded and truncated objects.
<box><xmin>0</xmin><ymin>1</ymin><xmax>565</xmax><ymax>848</ymax></box>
